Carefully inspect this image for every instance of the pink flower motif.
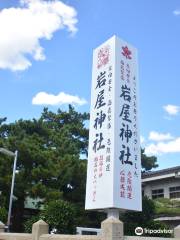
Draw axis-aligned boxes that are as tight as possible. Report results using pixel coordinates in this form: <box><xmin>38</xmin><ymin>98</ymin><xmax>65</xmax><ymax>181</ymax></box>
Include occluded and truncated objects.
<box><xmin>122</xmin><ymin>46</ymin><xmax>132</xmax><ymax>59</ymax></box>
<box><xmin>97</xmin><ymin>45</ymin><xmax>110</xmax><ymax>69</ymax></box>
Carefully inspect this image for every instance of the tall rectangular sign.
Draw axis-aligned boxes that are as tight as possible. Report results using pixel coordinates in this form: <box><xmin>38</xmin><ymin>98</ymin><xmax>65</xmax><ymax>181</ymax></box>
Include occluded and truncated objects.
<box><xmin>85</xmin><ymin>36</ymin><xmax>141</xmax><ymax>211</ymax></box>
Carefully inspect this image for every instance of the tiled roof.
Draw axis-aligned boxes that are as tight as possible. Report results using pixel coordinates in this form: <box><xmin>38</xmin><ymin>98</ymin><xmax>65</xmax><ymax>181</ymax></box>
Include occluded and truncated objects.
<box><xmin>142</xmin><ymin>166</ymin><xmax>180</xmax><ymax>179</ymax></box>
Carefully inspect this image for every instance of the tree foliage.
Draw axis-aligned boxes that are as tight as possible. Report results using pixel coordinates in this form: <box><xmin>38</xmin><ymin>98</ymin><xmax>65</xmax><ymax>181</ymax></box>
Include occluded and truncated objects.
<box><xmin>24</xmin><ymin>200</ymin><xmax>76</xmax><ymax>234</ymax></box>
<box><xmin>154</xmin><ymin>198</ymin><xmax>180</xmax><ymax>216</ymax></box>
<box><xmin>141</xmin><ymin>148</ymin><xmax>158</xmax><ymax>172</ymax></box>
<box><xmin>24</xmin><ymin>215</ymin><xmax>40</xmax><ymax>233</ymax></box>
<box><xmin>42</xmin><ymin>200</ymin><xmax>76</xmax><ymax>234</ymax></box>
<box><xmin>0</xmin><ymin>207</ymin><xmax>7</xmax><ymax>223</ymax></box>
<box><xmin>0</xmin><ymin>106</ymin><xmax>89</xmax><ymax>231</ymax></box>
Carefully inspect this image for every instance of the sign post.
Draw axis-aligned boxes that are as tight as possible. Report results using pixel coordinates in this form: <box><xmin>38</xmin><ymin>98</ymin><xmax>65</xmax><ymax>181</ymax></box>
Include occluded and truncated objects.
<box><xmin>85</xmin><ymin>36</ymin><xmax>141</xmax><ymax>213</ymax></box>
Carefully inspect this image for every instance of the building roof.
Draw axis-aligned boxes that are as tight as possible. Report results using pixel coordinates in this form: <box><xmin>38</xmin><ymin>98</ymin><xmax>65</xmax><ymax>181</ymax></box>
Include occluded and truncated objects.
<box><xmin>142</xmin><ymin>166</ymin><xmax>180</xmax><ymax>182</ymax></box>
<box><xmin>154</xmin><ymin>216</ymin><xmax>180</xmax><ymax>221</ymax></box>
<box><xmin>142</xmin><ymin>166</ymin><xmax>180</xmax><ymax>178</ymax></box>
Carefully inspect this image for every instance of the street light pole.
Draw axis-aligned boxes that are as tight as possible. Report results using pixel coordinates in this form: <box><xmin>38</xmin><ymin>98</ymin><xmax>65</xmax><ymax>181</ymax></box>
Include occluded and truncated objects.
<box><xmin>7</xmin><ymin>150</ymin><xmax>18</xmax><ymax>232</ymax></box>
<box><xmin>0</xmin><ymin>148</ymin><xmax>18</xmax><ymax>232</ymax></box>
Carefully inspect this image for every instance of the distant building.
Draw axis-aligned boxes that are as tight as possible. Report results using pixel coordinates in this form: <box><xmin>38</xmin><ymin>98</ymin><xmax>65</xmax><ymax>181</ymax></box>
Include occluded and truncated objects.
<box><xmin>142</xmin><ymin>166</ymin><xmax>180</xmax><ymax>228</ymax></box>
<box><xmin>142</xmin><ymin>166</ymin><xmax>180</xmax><ymax>199</ymax></box>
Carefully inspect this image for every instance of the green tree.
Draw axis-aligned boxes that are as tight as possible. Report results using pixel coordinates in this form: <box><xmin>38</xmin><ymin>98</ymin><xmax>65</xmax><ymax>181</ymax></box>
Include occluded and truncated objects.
<box><xmin>0</xmin><ymin>106</ymin><xmax>89</xmax><ymax>231</ymax></box>
<box><xmin>141</xmin><ymin>148</ymin><xmax>158</xmax><ymax>172</ymax></box>
<box><xmin>154</xmin><ymin>198</ymin><xmax>180</xmax><ymax>216</ymax></box>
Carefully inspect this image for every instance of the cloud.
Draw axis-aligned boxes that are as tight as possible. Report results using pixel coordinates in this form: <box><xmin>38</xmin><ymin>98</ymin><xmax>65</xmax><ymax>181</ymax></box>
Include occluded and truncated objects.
<box><xmin>173</xmin><ymin>9</ymin><xmax>180</xmax><ymax>16</ymax></box>
<box><xmin>0</xmin><ymin>0</ymin><xmax>77</xmax><ymax>71</ymax></box>
<box><xmin>140</xmin><ymin>136</ymin><xmax>145</xmax><ymax>144</ymax></box>
<box><xmin>149</xmin><ymin>131</ymin><xmax>174</xmax><ymax>142</ymax></box>
<box><xmin>32</xmin><ymin>91</ymin><xmax>87</xmax><ymax>106</ymax></box>
<box><xmin>163</xmin><ymin>104</ymin><xmax>180</xmax><ymax>115</ymax></box>
<box><xmin>145</xmin><ymin>138</ymin><xmax>180</xmax><ymax>156</ymax></box>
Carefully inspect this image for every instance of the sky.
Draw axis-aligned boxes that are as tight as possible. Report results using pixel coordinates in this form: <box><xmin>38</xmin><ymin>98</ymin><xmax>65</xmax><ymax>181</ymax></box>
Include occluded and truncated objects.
<box><xmin>0</xmin><ymin>0</ymin><xmax>180</xmax><ymax>170</ymax></box>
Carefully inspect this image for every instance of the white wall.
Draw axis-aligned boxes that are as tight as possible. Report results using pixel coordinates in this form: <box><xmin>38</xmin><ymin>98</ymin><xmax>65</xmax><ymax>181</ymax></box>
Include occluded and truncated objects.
<box><xmin>143</xmin><ymin>178</ymin><xmax>180</xmax><ymax>199</ymax></box>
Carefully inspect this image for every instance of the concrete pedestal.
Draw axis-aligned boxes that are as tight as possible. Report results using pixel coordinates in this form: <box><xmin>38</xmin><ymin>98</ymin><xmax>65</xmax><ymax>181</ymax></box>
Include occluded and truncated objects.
<box><xmin>101</xmin><ymin>217</ymin><xmax>124</xmax><ymax>240</ymax></box>
<box><xmin>0</xmin><ymin>221</ymin><xmax>5</xmax><ymax>233</ymax></box>
<box><xmin>174</xmin><ymin>224</ymin><xmax>180</xmax><ymax>238</ymax></box>
<box><xmin>32</xmin><ymin>220</ymin><xmax>49</xmax><ymax>240</ymax></box>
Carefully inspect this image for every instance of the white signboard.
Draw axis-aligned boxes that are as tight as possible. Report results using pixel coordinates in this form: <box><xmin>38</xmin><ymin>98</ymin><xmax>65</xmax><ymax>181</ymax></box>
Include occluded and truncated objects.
<box><xmin>85</xmin><ymin>36</ymin><xmax>141</xmax><ymax>211</ymax></box>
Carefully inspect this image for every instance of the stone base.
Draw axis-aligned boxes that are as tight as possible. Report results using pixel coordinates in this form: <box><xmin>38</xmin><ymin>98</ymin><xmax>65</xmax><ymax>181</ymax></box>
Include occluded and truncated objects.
<box><xmin>174</xmin><ymin>224</ymin><xmax>180</xmax><ymax>238</ymax></box>
<box><xmin>101</xmin><ymin>217</ymin><xmax>124</xmax><ymax>240</ymax></box>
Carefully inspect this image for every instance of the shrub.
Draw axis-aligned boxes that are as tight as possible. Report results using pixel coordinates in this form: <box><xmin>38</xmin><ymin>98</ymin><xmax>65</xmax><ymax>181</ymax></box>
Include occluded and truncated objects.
<box><xmin>0</xmin><ymin>207</ymin><xmax>7</xmax><ymax>224</ymax></box>
<box><xmin>24</xmin><ymin>200</ymin><xmax>76</xmax><ymax>234</ymax></box>
<box><xmin>42</xmin><ymin>200</ymin><xmax>76</xmax><ymax>234</ymax></box>
<box><xmin>24</xmin><ymin>215</ymin><xmax>41</xmax><ymax>233</ymax></box>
